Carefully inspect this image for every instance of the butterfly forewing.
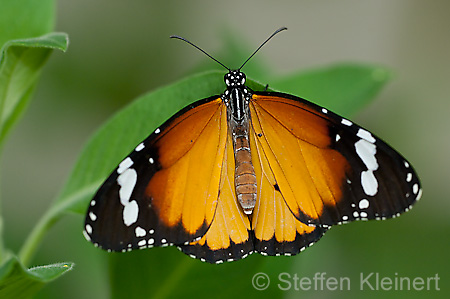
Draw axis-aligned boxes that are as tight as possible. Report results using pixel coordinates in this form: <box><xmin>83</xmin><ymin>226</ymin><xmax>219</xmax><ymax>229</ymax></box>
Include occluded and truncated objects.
<box><xmin>323</xmin><ymin>120</ymin><xmax>421</xmax><ymax>224</ymax></box>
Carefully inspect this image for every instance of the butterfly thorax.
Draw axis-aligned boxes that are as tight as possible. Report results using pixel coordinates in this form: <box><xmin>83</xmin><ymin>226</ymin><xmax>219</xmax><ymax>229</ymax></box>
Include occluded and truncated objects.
<box><xmin>223</xmin><ymin>70</ymin><xmax>257</xmax><ymax>215</ymax></box>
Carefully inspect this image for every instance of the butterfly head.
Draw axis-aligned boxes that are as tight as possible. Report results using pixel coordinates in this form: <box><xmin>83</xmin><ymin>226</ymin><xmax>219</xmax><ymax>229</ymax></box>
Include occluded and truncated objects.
<box><xmin>224</xmin><ymin>70</ymin><xmax>246</xmax><ymax>88</ymax></box>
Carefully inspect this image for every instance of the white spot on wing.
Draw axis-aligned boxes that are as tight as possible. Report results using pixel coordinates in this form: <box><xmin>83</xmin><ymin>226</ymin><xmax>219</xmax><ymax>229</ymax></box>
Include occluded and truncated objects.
<box><xmin>361</xmin><ymin>170</ymin><xmax>378</xmax><ymax>196</ymax></box>
<box><xmin>357</xmin><ymin>128</ymin><xmax>376</xmax><ymax>143</ymax></box>
<box><xmin>154</xmin><ymin>128</ymin><xmax>160</xmax><ymax>134</ymax></box>
<box><xmin>359</xmin><ymin>199</ymin><xmax>370</xmax><ymax>209</ymax></box>
<box><xmin>135</xmin><ymin>226</ymin><xmax>146</xmax><ymax>237</ymax></box>
<box><xmin>117</xmin><ymin>157</ymin><xmax>133</xmax><ymax>174</ymax></box>
<box><xmin>85</xmin><ymin>224</ymin><xmax>92</xmax><ymax>234</ymax></box>
<box><xmin>89</xmin><ymin>212</ymin><xmax>97</xmax><ymax>221</ymax></box>
<box><xmin>117</xmin><ymin>168</ymin><xmax>137</xmax><ymax>206</ymax></box>
<box><xmin>406</xmin><ymin>173</ymin><xmax>412</xmax><ymax>182</ymax></box>
<box><xmin>416</xmin><ymin>189</ymin><xmax>423</xmax><ymax>201</ymax></box>
<box><xmin>355</xmin><ymin>139</ymin><xmax>378</xmax><ymax>170</ymax></box>
<box><xmin>341</xmin><ymin>119</ymin><xmax>353</xmax><ymax>126</ymax></box>
<box><xmin>413</xmin><ymin>183</ymin><xmax>419</xmax><ymax>194</ymax></box>
<box><xmin>117</xmin><ymin>168</ymin><xmax>140</xmax><ymax>226</ymax></box>
<box><xmin>135</xmin><ymin>143</ymin><xmax>145</xmax><ymax>152</ymax></box>
<box><xmin>83</xmin><ymin>230</ymin><xmax>91</xmax><ymax>241</ymax></box>
<box><xmin>123</xmin><ymin>200</ymin><xmax>139</xmax><ymax>226</ymax></box>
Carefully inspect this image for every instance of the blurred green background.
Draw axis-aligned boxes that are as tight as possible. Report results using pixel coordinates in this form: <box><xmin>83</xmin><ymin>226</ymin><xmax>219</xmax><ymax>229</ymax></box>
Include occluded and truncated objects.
<box><xmin>1</xmin><ymin>0</ymin><xmax>449</xmax><ymax>298</ymax></box>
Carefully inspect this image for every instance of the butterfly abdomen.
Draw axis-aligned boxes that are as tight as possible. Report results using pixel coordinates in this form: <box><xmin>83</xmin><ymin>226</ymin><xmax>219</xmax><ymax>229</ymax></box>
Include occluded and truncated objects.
<box><xmin>233</xmin><ymin>124</ymin><xmax>257</xmax><ymax>214</ymax></box>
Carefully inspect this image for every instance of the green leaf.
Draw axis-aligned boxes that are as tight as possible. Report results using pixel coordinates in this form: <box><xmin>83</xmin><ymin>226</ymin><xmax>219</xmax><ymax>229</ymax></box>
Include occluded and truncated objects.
<box><xmin>0</xmin><ymin>32</ymin><xmax>69</xmax><ymax>147</ymax></box>
<box><xmin>0</xmin><ymin>257</ymin><xmax>73</xmax><ymax>298</ymax></box>
<box><xmin>109</xmin><ymin>248</ymin><xmax>293</xmax><ymax>299</ymax></box>
<box><xmin>270</xmin><ymin>63</ymin><xmax>392</xmax><ymax>117</ymax></box>
<box><xmin>0</xmin><ymin>0</ymin><xmax>55</xmax><ymax>48</ymax></box>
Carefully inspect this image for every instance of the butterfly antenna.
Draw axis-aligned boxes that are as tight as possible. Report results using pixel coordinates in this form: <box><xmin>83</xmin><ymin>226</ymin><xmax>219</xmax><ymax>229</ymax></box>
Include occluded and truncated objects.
<box><xmin>239</xmin><ymin>27</ymin><xmax>287</xmax><ymax>71</ymax></box>
<box><xmin>170</xmin><ymin>35</ymin><xmax>230</xmax><ymax>71</ymax></box>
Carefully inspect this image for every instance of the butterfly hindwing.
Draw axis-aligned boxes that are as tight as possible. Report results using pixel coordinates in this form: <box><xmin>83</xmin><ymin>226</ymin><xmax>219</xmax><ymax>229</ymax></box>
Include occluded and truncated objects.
<box><xmin>250</xmin><ymin>92</ymin><xmax>421</xmax><ymax>227</ymax></box>
<box><xmin>179</xmin><ymin>133</ymin><xmax>253</xmax><ymax>263</ymax></box>
<box><xmin>250</xmin><ymin>126</ymin><xmax>328</xmax><ymax>256</ymax></box>
<box><xmin>84</xmin><ymin>96</ymin><xmax>229</xmax><ymax>251</ymax></box>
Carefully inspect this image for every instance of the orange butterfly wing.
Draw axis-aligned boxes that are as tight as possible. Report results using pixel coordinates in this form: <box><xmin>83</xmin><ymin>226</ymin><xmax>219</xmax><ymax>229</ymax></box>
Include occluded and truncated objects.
<box><xmin>179</xmin><ymin>132</ymin><xmax>252</xmax><ymax>263</ymax></box>
<box><xmin>249</xmin><ymin>125</ymin><xmax>327</xmax><ymax>256</ymax></box>
<box><xmin>85</xmin><ymin>97</ymin><xmax>231</xmax><ymax>250</ymax></box>
<box><xmin>249</xmin><ymin>92</ymin><xmax>420</xmax><ymax>227</ymax></box>
<box><xmin>146</xmin><ymin>98</ymin><xmax>227</xmax><ymax>241</ymax></box>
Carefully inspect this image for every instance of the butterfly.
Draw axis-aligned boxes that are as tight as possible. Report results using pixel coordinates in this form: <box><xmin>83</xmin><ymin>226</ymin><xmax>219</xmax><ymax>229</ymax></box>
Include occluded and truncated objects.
<box><xmin>83</xmin><ymin>27</ymin><xmax>422</xmax><ymax>264</ymax></box>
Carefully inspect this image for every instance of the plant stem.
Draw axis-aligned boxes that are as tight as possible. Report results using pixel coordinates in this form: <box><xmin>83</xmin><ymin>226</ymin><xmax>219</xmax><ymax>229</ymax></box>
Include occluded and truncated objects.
<box><xmin>19</xmin><ymin>184</ymin><xmax>98</xmax><ymax>267</ymax></box>
<box><xmin>18</xmin><ymin>205</ymin><xmax>62</xmax><ymax>267</ymax></box>
<box><xmin>0</xmin><ymin>213</ymin><xmax>4</xmax><ymax>264</ymax></box>
<box><xmin>0</xmin><ymin>156</ymin><xmax>5</xmax><ymax>264</ymax></box>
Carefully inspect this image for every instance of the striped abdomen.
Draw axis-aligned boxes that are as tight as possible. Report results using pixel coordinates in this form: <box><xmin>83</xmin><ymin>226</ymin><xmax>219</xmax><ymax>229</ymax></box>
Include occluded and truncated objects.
<box><xmin>233</xmin><ymin>124</ymin><xmax>257</xmax><ymax>214</ymax></box>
